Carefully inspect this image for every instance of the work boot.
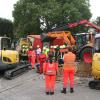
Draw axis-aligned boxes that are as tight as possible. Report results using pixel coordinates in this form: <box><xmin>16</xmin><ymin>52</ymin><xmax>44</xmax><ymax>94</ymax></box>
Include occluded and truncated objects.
<box><xmin>61</xmin><ymin>88</ymin><xmax>66</xmax><ymax>94</ymax></box>
<box><xmin>46</xmin><ymin>92</ymin><xmax>49</xmax><ymax>95</ymax></box>
<box><xmin>70</xmin><ymin>88</ymin><xmax>74</xmax><ymax>93</ymax></box>
<box><xmin>50</xmin><ymin>92</ymin><xmax>54</xmax><ymax>95</ymax></box>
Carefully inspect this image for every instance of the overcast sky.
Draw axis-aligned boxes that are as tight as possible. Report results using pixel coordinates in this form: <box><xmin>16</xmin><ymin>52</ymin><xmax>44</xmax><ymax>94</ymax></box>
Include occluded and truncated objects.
<box><xmin>0</xmin><ymin>0</ymin><xmax>100</xmax><ymax>21</ymax></box>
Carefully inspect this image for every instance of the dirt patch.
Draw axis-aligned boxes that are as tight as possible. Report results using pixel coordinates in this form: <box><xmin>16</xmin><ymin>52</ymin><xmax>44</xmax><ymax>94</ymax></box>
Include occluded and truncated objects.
<box><xmin>56</xmin><ymin>61</ymin><xmax>92</xmax><ymax>81</ymax></box>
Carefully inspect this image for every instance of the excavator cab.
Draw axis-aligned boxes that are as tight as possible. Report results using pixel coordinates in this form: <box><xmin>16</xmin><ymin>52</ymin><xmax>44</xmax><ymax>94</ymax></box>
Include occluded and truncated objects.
<box><xmin>0</xmin><ymin>37</ymin><xmax>30</xmax><ymax>79</ymax></box>
<box><xmin>0</xmin><ymin>37</ymin><xmax>19</xmax><ymax>71</ymax></box>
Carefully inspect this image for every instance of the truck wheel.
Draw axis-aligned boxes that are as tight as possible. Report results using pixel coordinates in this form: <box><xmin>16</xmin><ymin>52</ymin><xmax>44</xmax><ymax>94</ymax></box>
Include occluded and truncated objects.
<box><xmin>80</xmin><ymin>47</ymin><xmax>93</xmax><ymax>63</ymax></box>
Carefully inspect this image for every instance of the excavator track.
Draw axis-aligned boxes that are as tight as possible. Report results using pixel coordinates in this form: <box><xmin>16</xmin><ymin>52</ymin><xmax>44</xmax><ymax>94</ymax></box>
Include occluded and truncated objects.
<box><xmin>89</xmin><ymin>80</ymin><xmax>100</xmax><ymax>90</ymax></box>
<box><xmin>4</xmin><ymin>62</ymin><xmax>31</xmax><ymax>80</ymax></box>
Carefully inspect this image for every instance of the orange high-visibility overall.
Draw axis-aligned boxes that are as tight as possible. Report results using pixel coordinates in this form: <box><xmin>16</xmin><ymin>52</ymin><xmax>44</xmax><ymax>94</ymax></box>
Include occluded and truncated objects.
<box><xmin>43</xmin><ymin>62</ymin><xmax>58</xmax><ymax>92</ymax></box>
<box><xmin>63</xmin><ymin>52</ymin><xmax>76</xmax><ymax>88</ymax></box>
<box><xmin>27</xmin><ymin>50</ymin><xmax>36</xmax><ymax>69</ymax></box>
<box><xmin>39</xmin><ymin>54</ymin><xmax>46</xmax><ymax>74</ymax></box>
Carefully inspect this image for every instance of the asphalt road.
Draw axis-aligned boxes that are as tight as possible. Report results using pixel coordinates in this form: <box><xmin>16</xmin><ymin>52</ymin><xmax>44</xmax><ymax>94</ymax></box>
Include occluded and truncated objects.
<box><xmin>0</xmin><ymin>70</ymin><xmax>99</xmax><ymax>100</ymax></box>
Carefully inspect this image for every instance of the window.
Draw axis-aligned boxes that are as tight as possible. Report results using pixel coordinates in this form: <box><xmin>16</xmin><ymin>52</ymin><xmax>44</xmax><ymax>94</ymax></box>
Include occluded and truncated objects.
<box><xmin>1</xmin><ymin>38</ymin><xmax>11</xmax><ymax>50</ymax></box>
<box><xmin>94</xmin><ymin>38</ymin><xmax>100</xmax><ymax>53</ymax></box>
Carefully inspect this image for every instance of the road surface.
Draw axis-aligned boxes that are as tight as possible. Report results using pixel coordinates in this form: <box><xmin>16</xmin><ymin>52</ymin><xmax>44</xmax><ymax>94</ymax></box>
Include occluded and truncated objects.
<box><xmin>0</xmin><ymin>70</ymin><xmax>99</xmax><ymax>100</ymax></box>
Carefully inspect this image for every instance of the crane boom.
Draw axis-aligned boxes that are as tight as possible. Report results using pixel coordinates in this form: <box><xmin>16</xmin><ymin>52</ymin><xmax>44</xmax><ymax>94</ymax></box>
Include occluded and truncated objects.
<box><xmin>53</xmin><ymin>20</ymin><xmax>100</xmax><ymax>32</ymax></box>
<box><xmin>68</xmin><ymin>20</ymin><xmax>100</xmax><ymax>31</ymax></box>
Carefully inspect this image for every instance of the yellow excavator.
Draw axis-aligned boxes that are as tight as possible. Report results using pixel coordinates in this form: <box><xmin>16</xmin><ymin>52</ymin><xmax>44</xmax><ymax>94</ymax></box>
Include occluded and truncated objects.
<box><xmin>89</xmin><ymin>33</ymin><xmax>100</xmax><ymax>89</ymax></box>
<box><xmin>0</xmin><ymin>37</ymin><xmax>30</xmax><ymax>79</ymax></box>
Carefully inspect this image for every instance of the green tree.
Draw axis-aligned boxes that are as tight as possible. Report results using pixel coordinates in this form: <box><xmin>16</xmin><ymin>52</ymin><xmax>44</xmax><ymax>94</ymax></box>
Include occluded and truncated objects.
<box><xmin>13</xmin><ymin>0</ymin><xmax>92</xmax><ymax>36</ymax></box>
<box><xmin>13</xmin><ymin>0</ymin><xmax>42</xmax><ymax>36</ymax></box>
<box><xmin>95</xmin><ymin>17</ymin><xmax>100</xmax><ymax>26</ymax></box>
<box><xmin>0</xmin><ymin>18</ymin><xmax>13</xmax><ymax>38</ymax></box>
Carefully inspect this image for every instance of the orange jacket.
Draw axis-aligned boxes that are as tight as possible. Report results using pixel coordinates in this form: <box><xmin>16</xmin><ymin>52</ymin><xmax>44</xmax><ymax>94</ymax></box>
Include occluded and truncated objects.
<box><xmin>39</xmin><ymin>53</ymin><xmax>46</xmax><ymax>62</ymax></box>
<box><xmin>43</xmin><ymin>62</ymin><xmax>58</xmax><ymax>75</ymax></box>
<box><xmin>27</xmin><ymin>50</ymin><xmax>36</xmax><ymax>58</ymax></box>
<box><xmin>63</xmin><ymin>52</ymin><xmax>76</xmax><ymax>70</ymax></box>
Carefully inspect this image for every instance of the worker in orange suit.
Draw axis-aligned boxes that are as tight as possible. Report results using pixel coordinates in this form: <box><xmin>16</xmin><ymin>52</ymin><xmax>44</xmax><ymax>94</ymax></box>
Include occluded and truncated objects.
<box><xmin>39</xmin><ymin>53</ymin><xmax>46</xmax><ymax>74</ymax></box>
<box><xmin>27</xmin><ymin>46</ymin><xmax>36</xmax><ymax>69</ymax></box>
<box><xmin>61</xmin><ymin>46</ymin><xmax>76</xmax><ymax>94</ymax></box>
<box><xmin>43</xmin><ymin>53</ymin><xmax>58</xmax><ymax>95</ymax></box>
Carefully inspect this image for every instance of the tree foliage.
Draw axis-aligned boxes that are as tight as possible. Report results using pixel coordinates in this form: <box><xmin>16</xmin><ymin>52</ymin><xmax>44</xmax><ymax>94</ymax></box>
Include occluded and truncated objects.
<box><xmin>0</xmin><ymin>18</ymin><xmax>13</xmax><ymax>38</ymax></box>
<box><xmin>13</xmin><ymin>0</ymin><xmax>92</xmax><ymax>35</ymax></box>
<box><xmin>95</xmin><ymin>17</ymin><xmax>100</xmax><ymax>26</ymax></box>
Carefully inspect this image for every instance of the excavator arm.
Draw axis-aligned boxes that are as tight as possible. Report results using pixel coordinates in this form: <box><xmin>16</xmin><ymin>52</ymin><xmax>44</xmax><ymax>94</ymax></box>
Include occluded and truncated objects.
<box><xmin>68</xmin><ymin>20</ymin><xmax>100</xmax><ymax>31</ymax></box>
<box><xmin>47</xmin><ymin>31</ymin><xmax>75</xmax><ymax>46</ymax></box>
<box><xmin>54</xmin><ymin>20</ymin><xmax>100</xmax><ymax>32</ymax></box>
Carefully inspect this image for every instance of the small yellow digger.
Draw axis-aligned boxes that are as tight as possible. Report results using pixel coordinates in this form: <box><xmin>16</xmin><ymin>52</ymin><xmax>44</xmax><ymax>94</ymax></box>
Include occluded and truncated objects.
<box><xmin>0</xmin><ymin>37</ymin><xmax>30</xmax><ymax>79</ymax></box>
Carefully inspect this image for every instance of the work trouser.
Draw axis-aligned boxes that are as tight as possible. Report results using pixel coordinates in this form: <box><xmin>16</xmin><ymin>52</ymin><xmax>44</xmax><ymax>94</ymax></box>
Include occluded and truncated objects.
<box><xmin>31</xmin><ymin>57</ymin><xmax>35</xmax><ymax>69</ymax></box>
<box><xmin>63</xmin><ymin>70</ymin><xmax>75</xmax><ymax>88</ymax></box>
<box><xmin>36</xmin><ymin>54</ymin><xmax>39</xmax><ymax>63</ymax></box>
<box><xmin>28</xmin><ymin>56</ymin><xmax>35</xmax><ymax>69</ymax></box>
<box><xmin>39</xmin><ymin>61</ymin><xmax>45</xmax><ymax>74</ymax></box>
<box><xmin>28</xmin><ymin>57</ymin><xmax>31</xmax><ymax>63</ymax></box>
<box><xmin>45</xmin><ymin>75</ymin><xmax>56</xmax><ymax>92</ymax></box>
